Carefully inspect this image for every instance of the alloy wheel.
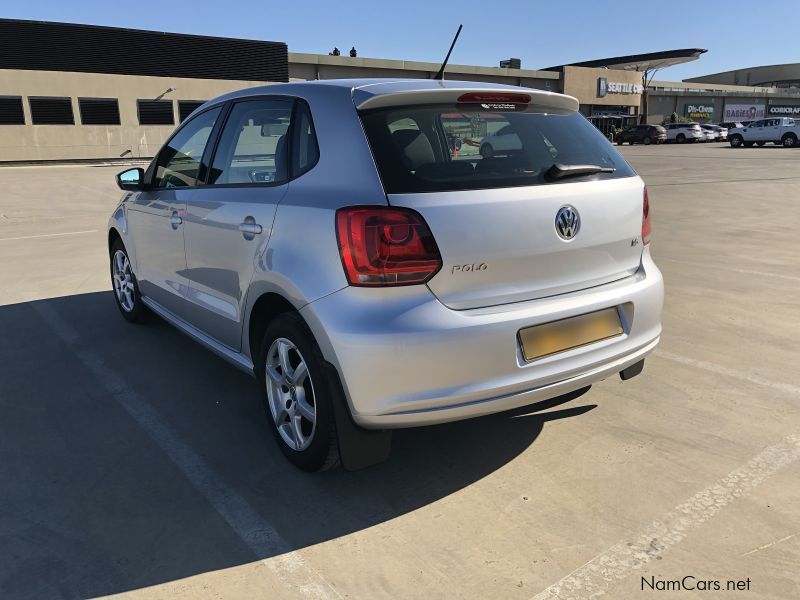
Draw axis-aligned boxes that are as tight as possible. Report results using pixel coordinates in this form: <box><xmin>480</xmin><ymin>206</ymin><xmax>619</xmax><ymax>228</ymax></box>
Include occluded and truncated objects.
<box><xmin>112</xmin><ymin>249</ymin><xmax>135</xmax><ymax>312</ymax></box>
<box><xmin>265</xmin><ymin>338</ymin><xmax>317</xmax><ymax>451</ymax></box>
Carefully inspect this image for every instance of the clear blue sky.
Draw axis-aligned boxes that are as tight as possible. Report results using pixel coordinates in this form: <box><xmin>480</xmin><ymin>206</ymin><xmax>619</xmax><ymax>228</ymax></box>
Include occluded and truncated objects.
<box><xmin>5</xmin><ymin>0</ymin><xmax>795</xmax><ymax>80</ymax></box>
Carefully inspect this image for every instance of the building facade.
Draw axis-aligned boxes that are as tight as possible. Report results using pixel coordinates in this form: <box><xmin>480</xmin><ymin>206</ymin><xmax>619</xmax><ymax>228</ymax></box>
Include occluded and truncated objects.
<box><xmin>3</xmin><ymin>19</ymin><xmax>800</xmax><ymax>162</ymax></box>
<box><xmin>0</xmin><ymin>19</ymin><xmax>287</xmax><ymax>162</ymax></box>
<box><xmin>686</xmin><ymin>64</ymin><xmax>800</xmax><ymax>89</ymax></box>
<box><xmin>646</xmin><ymin>80</ymin><xmax>800</xmax><ymax>124</ymax></box>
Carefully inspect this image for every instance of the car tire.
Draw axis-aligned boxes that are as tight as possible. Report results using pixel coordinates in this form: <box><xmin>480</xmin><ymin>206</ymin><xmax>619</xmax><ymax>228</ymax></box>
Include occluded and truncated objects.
<box><xmin>782</xmin><ymin>133</ymin><xmax>797</xmax><ymax>148</ymax></box>
<box><xmin>480</xmin><ymin>143</ymin><xmax>494</xmax><ymax>158</ymax></box>
<box><xmin>729</xmin><ymin>135</ymin><xmax>743</xmax><ymax>148</ymax></box>
<box><xmin>256</xmin><ymin>312</ymin><xmax>340</xmax><ymax>472</ymax></box>
<box><xmin>676</xmin><ymin>133</ymin><xmax>686</xmax><ymax>143</ymax></box>
<box><xmin>110</xmin><ymin>238</ymin><xmax>150</xmax><ymax>323</ymax></box>
<box><xmin>616</xmin><ymin>138</ymin><xmax>623</xmax><ymax>145</ymax></box>
<box><xmin>643</xmin><ymin>136</ymin><xmax>651</xmax><ymax>145</ymax></box>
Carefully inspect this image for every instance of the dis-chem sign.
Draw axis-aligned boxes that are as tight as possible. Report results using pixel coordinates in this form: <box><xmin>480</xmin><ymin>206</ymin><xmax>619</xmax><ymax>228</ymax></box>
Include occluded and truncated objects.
<box><xmin>684</xmin><ymin>104</ymin><xmax>714</xmax><ymax>120</ymax></box>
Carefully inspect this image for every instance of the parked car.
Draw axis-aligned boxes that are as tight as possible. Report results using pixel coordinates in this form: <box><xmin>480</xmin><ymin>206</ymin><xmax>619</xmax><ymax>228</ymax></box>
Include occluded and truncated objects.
<box><xmin>664</xmin><ymin>122</ymin><xmax>705</xmax><ymax>143</ymax></box>
<box><xmin>480</xmin><ymin>124</ymin><xmax>521</xmax><ymax>157</ymax></box>
<box><xmin>108</xmin><ymin>80</ymin><xmax>664</xmax><ymax>471</ymax></box>
<box><xmin>701</xmin><ymin>124</ymin><xmax>727</xmax><ymax>141</ymax></box>
<box><xmin>728</xmin><ymin>117</ymin><xmax>800</xmax><ymax>147</ymax></box>
<box><xmin>615</xmin><ymin>124</ymin><xmax>667</xmax><ymax>145</ymax></box>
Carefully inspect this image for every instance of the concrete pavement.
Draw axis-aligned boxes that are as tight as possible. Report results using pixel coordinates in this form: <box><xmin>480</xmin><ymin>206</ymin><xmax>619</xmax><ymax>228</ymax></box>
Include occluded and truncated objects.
<box><xmin>1</xmin><ymin>144</ymin><xmax>798</xmax><ymax>599</ymax></box>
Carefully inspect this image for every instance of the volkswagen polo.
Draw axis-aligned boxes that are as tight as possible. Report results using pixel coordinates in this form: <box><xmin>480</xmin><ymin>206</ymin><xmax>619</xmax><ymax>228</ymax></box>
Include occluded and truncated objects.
<box><xmin>108</xmin><ymin>79</ymin><xmax>664</xmax><ymax>471</ymax></box>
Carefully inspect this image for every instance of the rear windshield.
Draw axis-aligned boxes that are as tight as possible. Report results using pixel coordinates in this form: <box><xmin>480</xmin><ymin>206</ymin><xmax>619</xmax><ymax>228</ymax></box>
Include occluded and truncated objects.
<box><xmin>359</xmin><ymin>103</ymin><xmax>635</xmax><ymax>194</ymax></box>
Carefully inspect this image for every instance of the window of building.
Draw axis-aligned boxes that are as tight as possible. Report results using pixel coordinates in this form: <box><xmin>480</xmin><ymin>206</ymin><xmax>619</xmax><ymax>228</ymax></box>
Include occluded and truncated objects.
<box><xmin>137</xmin><ymin>99</ymin><xmax>174</xmax><ymax>125</ymax></box>
<box><xmin>78</xmin><ymin>98</ymin><xmax>121</xmax><ymax>125</ymax></box>
<box><xmin>29</xmin><ymin>97</ymin><xmax>74</xmax><ymax>125</ymax></box>
<box><xmin>152</xmin><ymin>107</ymin><xmax>222</xmax><ymax>188</ymax></box>
<box><xmin>0</xmin><ymin>96</ymin><xmax>25</xmax><ymax>125</ymax></box>
<box><xmin>208</xmin><ymin>99</ymin><xmax>294</xmax><ymax>185</ymax></box>
<box><xmin>178</xmin><ymin>100</ymin><xmax>208</xmax><ymax>122</ymax></box>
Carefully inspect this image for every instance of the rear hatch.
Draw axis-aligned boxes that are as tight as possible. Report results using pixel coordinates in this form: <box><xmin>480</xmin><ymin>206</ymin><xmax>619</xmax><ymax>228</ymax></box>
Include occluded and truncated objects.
<box><xmin>357</xmin><ymin>84</ymin><xmax>645</xmax><ymax>310</ymax></box>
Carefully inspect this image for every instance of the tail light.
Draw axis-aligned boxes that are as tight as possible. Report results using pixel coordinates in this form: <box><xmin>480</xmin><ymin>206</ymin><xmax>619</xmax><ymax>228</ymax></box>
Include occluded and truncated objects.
<box><xmin>642</xmin><ymin>187</ymin><xmax>652</xmax><ymax>245</ymax></box>
<box><xmin>336</xmin><ymin>207</ymin><xmax>442</xmax><ymax>286</ymax></box>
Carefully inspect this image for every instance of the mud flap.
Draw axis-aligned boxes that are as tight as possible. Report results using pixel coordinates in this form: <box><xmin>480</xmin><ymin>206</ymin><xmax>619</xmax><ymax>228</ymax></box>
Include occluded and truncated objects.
<box><xmin>323</xmin><ymin>363</ymin><xmax>392</xmax><ymax>471</ymax></box>
<box><xmin>619</xmin><ymin>359</ymin><xmax>645</xmax><ymax>381</ymax></box>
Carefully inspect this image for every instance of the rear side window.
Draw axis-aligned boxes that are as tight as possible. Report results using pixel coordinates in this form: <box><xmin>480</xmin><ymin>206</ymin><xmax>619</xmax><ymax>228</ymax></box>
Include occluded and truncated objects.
<box><xmin>290</xmin><ymin>101</ymin><xmax>319</xmax><ymax>177</ymax></box>
<box><xmin>359</xmin><ymin>104</ymin><xmax>634</xmax><ymax>193</ymax></box>
<box><xmin>208</xmin><ymin>98</ymin><xmax>293</xmax><ymax>185</ymax></box>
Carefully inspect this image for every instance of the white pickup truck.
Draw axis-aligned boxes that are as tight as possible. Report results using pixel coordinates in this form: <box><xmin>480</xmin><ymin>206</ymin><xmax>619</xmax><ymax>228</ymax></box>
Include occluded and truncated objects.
<box><xmin>728</xmin><ymin>117</ymin><xmax>800</xmax><ymax>148</ymax></box>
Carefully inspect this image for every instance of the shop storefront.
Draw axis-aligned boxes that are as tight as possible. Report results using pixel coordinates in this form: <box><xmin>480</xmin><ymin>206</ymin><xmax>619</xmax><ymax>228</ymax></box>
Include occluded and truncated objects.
<box><xmin>559</xmin><ymin>66</ymin><xmax>643</xmax><ymax>137</ymax></box>
<box><xmin>723</xmin><ymin>103</ymin><xmax>765</xmax><ymax>121</ymax></box>
<box><xmin>684</xmin><ymin>103</ymin><xmax>715</xmax><ymax>122</ymax></box>
<box><xmin>767</xmin><ymin>104</ymin><xmax>800</xmax><ymax>117</ymax></box>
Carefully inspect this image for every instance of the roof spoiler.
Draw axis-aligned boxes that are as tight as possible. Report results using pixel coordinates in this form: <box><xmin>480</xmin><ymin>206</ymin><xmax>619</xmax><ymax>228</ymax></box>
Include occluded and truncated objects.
<box><xmin>354</xmin><ymin>87</ymin><xmax>579</xmax><ymax>113</ymax></box>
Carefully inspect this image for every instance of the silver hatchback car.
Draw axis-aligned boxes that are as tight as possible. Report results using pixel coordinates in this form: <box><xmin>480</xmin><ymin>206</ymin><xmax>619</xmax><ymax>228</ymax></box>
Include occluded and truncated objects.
<box><xmin>109</xmin><ymin>79</ymin><xmax>663</xmax><ymax>471</ymax></box>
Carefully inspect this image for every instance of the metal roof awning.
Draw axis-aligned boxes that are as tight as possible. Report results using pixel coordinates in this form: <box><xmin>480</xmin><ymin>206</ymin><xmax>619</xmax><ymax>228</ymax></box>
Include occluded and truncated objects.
<box><xmin>546</xmin><ymin>49</ymin><xmax>707</xmax><ymax>72</ymax></box>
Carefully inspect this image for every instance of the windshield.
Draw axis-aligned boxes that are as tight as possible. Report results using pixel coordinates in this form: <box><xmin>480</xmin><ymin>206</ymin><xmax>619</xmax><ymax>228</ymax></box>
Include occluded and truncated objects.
<box><xmin>359</xmin><ymin>104</ymin><xmax>635</xmax><ymax>194</ymax></box>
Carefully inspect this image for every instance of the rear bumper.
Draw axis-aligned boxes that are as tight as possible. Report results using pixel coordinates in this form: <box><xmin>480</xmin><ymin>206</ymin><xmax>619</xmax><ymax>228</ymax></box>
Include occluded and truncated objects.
<box><xmin>301</xmin><ymin>248</ymin><xmax>664</xmax><ymax>428</ymax></box>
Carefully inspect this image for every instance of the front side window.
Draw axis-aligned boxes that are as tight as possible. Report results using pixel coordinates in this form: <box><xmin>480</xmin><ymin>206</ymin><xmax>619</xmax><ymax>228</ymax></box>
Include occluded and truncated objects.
<box><xmin>360</xmin><ymin>104</ymin><xmax>634</xmax><ymax>194</ymax></box>
<box><xmin>152</xmin><ymin>107</ymin><xmax>221</xmax><ymax>188</ymax></box>
<box><xmin>208</xmin><ymin>99</ymin><xmax>293</xmax><ymax>185</ymax></box>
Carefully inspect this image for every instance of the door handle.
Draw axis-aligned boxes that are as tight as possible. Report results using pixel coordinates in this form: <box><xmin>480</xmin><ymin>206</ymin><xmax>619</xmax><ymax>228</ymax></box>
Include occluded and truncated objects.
<box><xmin>239</xmin><ymin>219</ymin><xmax>263</xmax><ymax>236</ymax></box>
<box><xmin>170</xmin><ymin>212</ymin><xmax>183</xmax><ymax>229</ymax></box>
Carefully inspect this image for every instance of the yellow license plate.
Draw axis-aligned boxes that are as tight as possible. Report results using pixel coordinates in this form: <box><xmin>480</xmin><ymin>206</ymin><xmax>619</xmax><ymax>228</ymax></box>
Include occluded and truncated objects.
<box><xmin>518</xmin><ymin>307</ymin><xmax>624</xmax><ymax>362</ymax></box>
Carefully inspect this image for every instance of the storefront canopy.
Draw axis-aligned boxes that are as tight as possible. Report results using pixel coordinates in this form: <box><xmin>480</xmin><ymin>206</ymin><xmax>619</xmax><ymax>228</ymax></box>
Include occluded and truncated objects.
<box><xmin>547</xmin><ymin>49</ymin><xmax>707</xmax><ymax>72</ymax></box>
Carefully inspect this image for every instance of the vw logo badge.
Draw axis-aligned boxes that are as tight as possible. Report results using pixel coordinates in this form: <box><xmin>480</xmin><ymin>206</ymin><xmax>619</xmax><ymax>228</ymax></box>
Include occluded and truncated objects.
<box><xmin>555</xmin><ymin>206</ymin><xmax>580</xmax><ymax>240</ymax></box>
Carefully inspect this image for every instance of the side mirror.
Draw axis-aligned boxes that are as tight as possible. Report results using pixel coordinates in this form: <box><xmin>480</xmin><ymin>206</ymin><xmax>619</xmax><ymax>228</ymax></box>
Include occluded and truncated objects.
<box><xmin>116</xmin><ymin>167</ymin><xmax>145</xmax><ymax>191</ymax></box>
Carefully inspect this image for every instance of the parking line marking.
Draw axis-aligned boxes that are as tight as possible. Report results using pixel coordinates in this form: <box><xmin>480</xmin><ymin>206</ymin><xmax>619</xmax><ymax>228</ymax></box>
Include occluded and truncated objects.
<box><xmin>32</xmin><ymin>302</ymin><xmax>340</xmax><ymax>600</ymax></box>
<box><xmin>0</xmin><ymin>229</ymin><xmax>98</xmax><ymax>242</ymax></box>
<box><xmin>532</xmin><ymin>432</ymin><xmax>800</xmax><ymax>600</ymax></box>
<box><xmin>742</xmin><ymin>533</ymin><xmax>796</xmax><ymax>557</ymax></box>
<box><xmin>655</xmin><ymin>350</ymin><xmax>800</xmax><ymax>396</ymax></box>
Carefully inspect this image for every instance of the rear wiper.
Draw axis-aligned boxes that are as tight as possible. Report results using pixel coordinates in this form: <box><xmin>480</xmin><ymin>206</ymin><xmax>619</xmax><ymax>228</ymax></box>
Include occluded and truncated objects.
<box><xmin>544</xmin><ymin>163</ymin><xmax>616</xmax><ymax>182</ymax></box>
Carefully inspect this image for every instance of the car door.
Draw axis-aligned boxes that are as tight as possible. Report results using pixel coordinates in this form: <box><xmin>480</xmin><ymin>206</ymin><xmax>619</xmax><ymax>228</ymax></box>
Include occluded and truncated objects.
<box><xmin>666</xmin><ymin>124</ymin><xmax>677</xmax><ymax>141</ymax></box>
<box><xmin>766</xmin><ymin>118</ymin><xmax>781</xmax><ymax>141</ymax></box>
<box><xmin>181</xmin><ymin>97</ymin><xmax>306</xmax><ymax>350</ymax></box>
<box><xmin>747</xmin><ymin>120</ymin><xmax>766</xmax><ymax>141</ymax></box>
<box><xmin>126</xmin><ymin>106</ymin><xmax>223</xmax><ymax>317</ymax></box>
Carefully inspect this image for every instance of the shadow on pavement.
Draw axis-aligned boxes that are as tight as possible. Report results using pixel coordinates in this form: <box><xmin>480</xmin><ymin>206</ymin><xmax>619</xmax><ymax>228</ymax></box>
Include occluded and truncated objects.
<box><xmin>0</xmin><ymin>292</ymin><xmax>595</xmax><ymax>599</ymax></box>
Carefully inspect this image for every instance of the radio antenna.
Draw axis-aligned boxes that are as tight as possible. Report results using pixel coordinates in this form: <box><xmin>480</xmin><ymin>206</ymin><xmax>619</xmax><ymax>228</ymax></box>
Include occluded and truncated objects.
<box><xmin>433</xmin><ymin>24</ymin><xmax>463</xmax><ymax>80</ymax></box>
